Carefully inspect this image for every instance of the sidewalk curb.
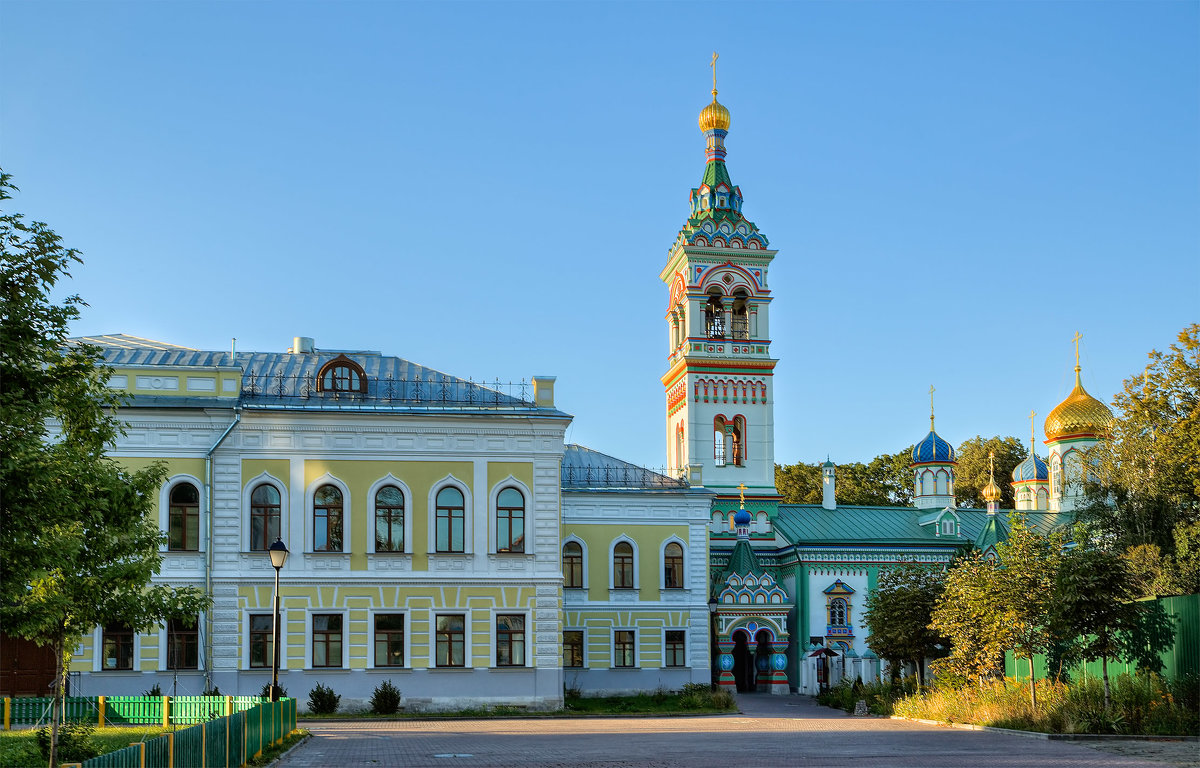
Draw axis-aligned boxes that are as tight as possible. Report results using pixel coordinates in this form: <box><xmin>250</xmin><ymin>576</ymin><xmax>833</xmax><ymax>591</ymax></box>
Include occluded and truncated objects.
<box><xmin>263</xmin><ymin>731</ymin><xmax>312</xmax><ymax>767</ymax></box>
<box><xmin>889</xmin><ymin>715</ymin><xmax>1198</xmax><ymax>742</ymax></box>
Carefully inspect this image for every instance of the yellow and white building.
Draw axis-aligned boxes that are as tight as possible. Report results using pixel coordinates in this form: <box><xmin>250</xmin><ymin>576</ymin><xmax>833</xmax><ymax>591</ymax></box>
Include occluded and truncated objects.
<box><xmin>60</xmin><ymin>336</ymin><xmax>712</xmax><ymax>709</ymax></box>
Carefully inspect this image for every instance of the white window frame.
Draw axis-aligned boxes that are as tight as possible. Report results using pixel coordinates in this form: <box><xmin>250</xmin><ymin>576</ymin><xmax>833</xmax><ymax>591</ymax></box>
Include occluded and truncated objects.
<box><xmin>159</xmin><ymin>612</ymin><xmax>205</xmax><ymax>672</ymax></box>
<box><xmin>562</xmin><ymin>627</ymin><xmax>586</xmax><ymax>670</ymax></box>
<box><xmin>427</xmin><ymin>476</ymin><xmax>473</xmax><ymax>555</ymax></box>
<box><xmin>662</xmin><ymin>627</ymin><xmax>687</xmax><ymax>668</ymax></box>
<box><xmin>659</xmin><ymin>536</ymin><xmax>688</xmax><ymax>590</ymax></box>
<box><xmin>160</xmin><ymin>474</ymin><xmax>205</xmax><ymax>553</ymax></box>
<box><xmin>304</xmin><ymin>472</ymin><xmax>352</xmax><ymax>554</ymax></box>
<box><xmin>489</xmin><ymin>476</ymin><xmax>533</xmax><ymax>555</ymax></box>
<box><xmin>612</xmin><ymin>628</ymin><xmax>638</xmax><ymax>669</ymax></box>
<box><xmin>368</xmin><ymin>608</ymin><xmax>409</xmax><ymax>669</ymax></box>
<box><xmin>242</xmin><ymin>608</ymin><xmax>284</xmax><ymax>671</ymax></box>
<box><xmin>561</xmin><ymin>535</ymin><xmax>588</xmax><ymax>590</ymax></box>
<box><xmin>491</xmin><ymin>609</ymin><xmax>531</xmax><ymax>668</ymax></box>
<box><xmin>92</xmin><ymin>624</ymin><xmax>141</xmax><ymax>673</ymax></box>
<box><xmin>430</xmin><ymin>610</ymin><xmax>471</xmax><ymax>669</ymax></box>
<box><xmin>609</xmin><ymin>536</ymin><xmax>639</xmax><ymax>590</ymax></box>
<box><xmin>305</xmin><ymin>608</ymin><xmax>349</xmax><ymax>671</ymax></box>
<box><xmin>242</xmin><ymin>472</ymin><xmax>288</xmax><ymax>553</ymax></box>
<box><xmin>366</xmin><ymin>474</ymin><xmax>413</xmax><ymax>554</ymax></box>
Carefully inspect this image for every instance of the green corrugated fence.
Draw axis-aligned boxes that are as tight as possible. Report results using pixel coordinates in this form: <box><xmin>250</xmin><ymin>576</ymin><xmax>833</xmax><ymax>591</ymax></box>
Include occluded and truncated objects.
<box><xmin>57</xmin><ymin>698</ymin><xmax>297</xmax><ymax>768</ymax></box>
<box><xmin>1005</xmin><ymin>593</ymin><xmax>1200</xmax><ymax>681</ymax></box>
<box><xmin>2</xmin><ymin>695</ymin><xmax>267</xmax><ymax>729</ymax></box>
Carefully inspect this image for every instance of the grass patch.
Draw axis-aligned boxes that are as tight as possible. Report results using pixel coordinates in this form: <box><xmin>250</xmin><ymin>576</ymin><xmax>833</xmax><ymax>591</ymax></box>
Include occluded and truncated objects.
<box><xmin>887</xmin><ymin>672</ymin><xmax>1199</xmax><ymax>736</ymax></box>
<box><xmin>246</xmin><ymin>729</ymin><xmax>309</xmax><ymax>766</ymax></box>
<box><xmin>0</xmin><ymin>725</ymin><xmax>171</xmax><ymax>768</ymax></box>
<box><xmin>817</xmin><ymin>676</ymin><xmax>918</xmax><ymax>716</ymax></box>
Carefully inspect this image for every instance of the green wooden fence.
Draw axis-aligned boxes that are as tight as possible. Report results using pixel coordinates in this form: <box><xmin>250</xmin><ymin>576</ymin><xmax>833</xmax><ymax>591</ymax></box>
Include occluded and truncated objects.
<box><xmin>3</xmin><ymin>695</ymin><xmax>267</xmax><ymax>729</ymax></box>
<box><xmin>58</xmin><ymin>698</ymin><xmax>297</xmax><ymax>768</ymax></box>
<box><xmin>1005</xmin><ymin>593</ymin><xmax>1200</xmax><ymax>681</ymax></box>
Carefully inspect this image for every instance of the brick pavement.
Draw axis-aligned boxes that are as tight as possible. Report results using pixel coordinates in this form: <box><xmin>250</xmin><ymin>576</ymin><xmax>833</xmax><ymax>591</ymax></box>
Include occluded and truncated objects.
<box><xmin>282</xmin><ymin>694</ymin><xmax>1196</xmax><ymax>768</ymax></box>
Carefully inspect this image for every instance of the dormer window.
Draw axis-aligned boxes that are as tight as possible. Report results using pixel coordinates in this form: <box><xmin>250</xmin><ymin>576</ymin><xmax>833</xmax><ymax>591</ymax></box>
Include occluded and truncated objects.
<box><xmin>316</xmin><ymin>354</ymin><xmax>367</xmax><ymax>394</ymax></box>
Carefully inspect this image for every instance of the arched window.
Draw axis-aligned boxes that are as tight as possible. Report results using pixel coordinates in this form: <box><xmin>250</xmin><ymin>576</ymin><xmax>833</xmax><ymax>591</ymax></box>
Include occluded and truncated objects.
<box><xmin>250</xmin><ymin>484</ymin><xmax>280</xmax><ymax>551</ymax></box>
<box><xmin>613</xmin><ymin>542</ymin><xmax>634</xmax><ymax>589</ymax></box>
<box><xmin>435</xmin><ymin>487</ymin><xmax>465</xmax><ymax>553</ymax></box>
<box><xmin>935</xmin><ymin>470</ymin><xmax>948</xmax><ymax>496</ymax></box>
<box><xmin>316</xmin><ymin>354</ymin><xmax>367</xmax><ymax>394</ymax></box>
<box><xmin>313</xmin><ymin>485</ymin><xmax>343</xmax><ymax>552</ymax></box>
<box><xmin>563</xmin><ymin>542</ymin><xmax>583</xmax><ymax>588</ymax></box>
<box><xmin>663</xmin><ymin>542</ymin><xmax>684</xmax><ymax>589</ymax></box>
<box><xmin>920</xmin><ymin>471</ymin><xmax>934</xmax><ymax>496</ymax></box>
<box><xmin>828</xmin><ymin>598</ymin><xmax>847</xmax><ymax>627</ymax></box>
<box><xmin>374</xmin><ymin>485</ymin><xmax>405</xmax><ymax>553</ymax></box>
<box><xmin>731</xmin><ymin>288</ymin><xmax>749</xmax><ymax>339</ymax></box>
<box><xmin>496</xmin><ymin>487</ymin><xmax>525</xmax><ymax>553</ymax></box>
<box><xmin>705</xmin><ymin>290</ymin><xmax>725</xmax><ymax>338</ymax></box>
<box><xmin>730</xmin><ymin>418</ymin><xmax>744</xmax><ymax>466</ymax></box>
<box><xmin>168</xmin><ymin>482</ymin><xmax>200</xmax><ymax>552</ymax></box>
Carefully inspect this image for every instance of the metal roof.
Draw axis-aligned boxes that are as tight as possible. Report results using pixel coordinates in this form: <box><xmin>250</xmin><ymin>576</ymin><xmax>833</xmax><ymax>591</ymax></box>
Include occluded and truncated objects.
<box><xmin>72</xmin><ymin>335</ymin><xmax>568</xmax><ymax>415</ymax></box>
<box><xmin>561</xmin><ymin>444</ymin><xmax>695</xmax><ymax>491</ymax></box>
<box><xmin>773</xmin><ymin>504</ymin><xmax>1072</xmax><ymax>546</ymax></box>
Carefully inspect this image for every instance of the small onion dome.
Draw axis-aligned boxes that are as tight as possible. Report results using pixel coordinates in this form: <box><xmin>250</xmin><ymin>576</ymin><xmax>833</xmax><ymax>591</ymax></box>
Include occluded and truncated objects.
<box><xmin>699</xmin><ymin>94</ymin><xmax>731</xmax><ymax>133</ymax></box>
<box><xmin>734</xmin><ymin>507</ymin><xmax>752</xmax><ymax>526</ymax></box>
<box><xmin>1011</xmin><ymin>453</ymin><xmax>1049</xmax><ymax>482</ymax></box>
<box><xmin>1045</xmin><ymin>368</ymin><xmax>1114</xmax><ymax>441</ymax></box>
<box><xmin>982</xmin><ymin>477</ymin><xmax>1003</xmax><ymax>503</ymax></box>
<box><xmin>822</xmin><ymin>459</ymin><xmax>835</xmax><ymax>468</ymax></box>
<box><xmin>912</xmin><ymin>430</ymin><xmax>955</xmax><ymax>464</ymax></box>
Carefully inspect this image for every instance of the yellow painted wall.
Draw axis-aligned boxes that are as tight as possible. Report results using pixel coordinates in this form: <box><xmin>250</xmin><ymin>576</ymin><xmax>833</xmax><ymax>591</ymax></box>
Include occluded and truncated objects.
<box><xmin>243</xmin><ymin>459</ymin><xmax>290</xmax><ymax>486</ymax></box>
<box><xmin>565</xmin><ymin>609</ymin><xmax>692</xmax><ymax>669</ymax></box>
<box><xmin>302</xmin><ymin>460</ymin><xmax>472</xmax><ymax>569</ymax></box>
<box><xmin>562</xmin><ymin>523</ymin><xmax>690</xmax><ymax>601</ymax></box>
<box><xmin>106</xmin><ymin>367</ymin><xmax>240</xmax><ymax>399</ymax></box>
<box><xmin>236</xmin><ymin>584</ymin><xmax>537</xmax><ymax>670</ymax></box>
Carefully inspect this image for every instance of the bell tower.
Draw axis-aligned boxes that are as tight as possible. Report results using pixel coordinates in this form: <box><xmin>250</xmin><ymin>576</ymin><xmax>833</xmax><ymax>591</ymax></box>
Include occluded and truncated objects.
<box><xmin>661</xmin><ymin>55</ymin><xmax>779</xmax><ymax>504</ymax></box>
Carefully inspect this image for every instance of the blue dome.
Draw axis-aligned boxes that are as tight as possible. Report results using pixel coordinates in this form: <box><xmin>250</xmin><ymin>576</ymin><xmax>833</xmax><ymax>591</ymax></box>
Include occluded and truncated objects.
<box><xmin>1011</xmin><ymin>453</ymin><xmax>1049</xmax><ymax>482</ymax></box>
<box><xmin>912</xmin><ymin>430</ymin><xmax>955</xmax><ymax>464</ymax></box>
<box><xmin>734</xmin><ymin>508</ymin><xmax>752</xmax><ymax>525</ymax></box>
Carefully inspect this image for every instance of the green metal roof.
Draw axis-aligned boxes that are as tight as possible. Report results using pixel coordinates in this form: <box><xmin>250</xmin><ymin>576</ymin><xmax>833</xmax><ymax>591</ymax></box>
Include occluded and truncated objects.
<box><xmin>772</xmin><ymin>504</ymin><xmax>1074</xmax><ymax>547</ymax></box>
<box><xmin>723</xmin><ymin>539</ymin><xmax>765</xmax><ymax>578</ymax></box>
<box><xmin>974</xmin><ymin>514</ymin><xmax>1008</xmax><ymax>552</ymax></box>
<box><xmin>700</xmin><ymin>160</ymin><xmax>733</xmax><ymax>190</ymax></box>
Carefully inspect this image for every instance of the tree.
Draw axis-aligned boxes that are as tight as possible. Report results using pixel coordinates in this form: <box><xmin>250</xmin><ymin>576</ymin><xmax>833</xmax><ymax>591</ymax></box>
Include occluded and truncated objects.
<box><xmin>1078</xmin><ymin>324</ymin><xmax>1200</xmax><ymax>554</ymax></box>
<box><xmin>993</xmin><ymin>515</ymin><xmax>1066</xmax><ymax>710</ymax></box>
<box><xmin>0</xmin><ymin>172</ymin><xmax>209</xmax><ymax>767</ymax></box>
<box><xmin>954</xmin><ymin>435</ymin><xmax>1027</xmax><ymax>509</ymax></box>
<box><xmin>774</xmin><ymin>447</ymin><xmax>914</xmax><ymax>507</ymax></box>
<box><xmin>863</xmin><ymin>562</ymin><xmax>947</xmax><ymax>688</ymax></box>
<box><xmin>930</xmin><ymin>551</ymin><xmax>1011</xmax><ymax>684</ymax></box>
<box><xmin>1053</xmin><ymin>546</ymin><xmax>1146</xmax><ymax>709</ymax></box>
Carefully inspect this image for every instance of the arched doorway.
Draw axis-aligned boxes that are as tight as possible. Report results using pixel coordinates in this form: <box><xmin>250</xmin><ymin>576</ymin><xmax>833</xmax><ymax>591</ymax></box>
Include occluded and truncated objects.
<box><xmin>754</xmin><ymin>629</ymin><xmax>774</xmax><ymax>693</ymax></box>
<box><xmin>731</xmin><ymin>629</ymin><xmax>755</xmax><ymax>692</ymax></box>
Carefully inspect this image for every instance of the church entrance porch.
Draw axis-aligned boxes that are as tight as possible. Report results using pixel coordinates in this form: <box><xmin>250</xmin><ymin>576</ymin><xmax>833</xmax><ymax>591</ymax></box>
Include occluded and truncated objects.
<box><xmin>714</xmin><ymin>617</ymin><xmax>790</xmax><ymax>695</ymax></box>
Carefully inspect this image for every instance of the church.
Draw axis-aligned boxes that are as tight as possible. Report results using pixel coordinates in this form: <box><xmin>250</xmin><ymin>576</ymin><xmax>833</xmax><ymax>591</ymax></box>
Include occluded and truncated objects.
<box><xmin>53</xmin><ymin>72</ymin><xmax>1113</xmax><ymax>709</ymax></box>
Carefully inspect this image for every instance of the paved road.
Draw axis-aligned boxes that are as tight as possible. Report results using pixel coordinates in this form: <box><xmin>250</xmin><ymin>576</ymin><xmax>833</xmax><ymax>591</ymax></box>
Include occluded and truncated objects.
<box><xmin>284</xmin><ymin>694</ymin><xmax>1196</xmax><ymax>768</ymax></box>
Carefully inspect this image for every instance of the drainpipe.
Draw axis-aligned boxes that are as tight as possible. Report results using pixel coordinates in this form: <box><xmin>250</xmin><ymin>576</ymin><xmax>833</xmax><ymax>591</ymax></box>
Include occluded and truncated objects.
<box><xmin>204</xmin><ymin>407</ymin><xmax>241</xmax><ymax>690</ymax></box>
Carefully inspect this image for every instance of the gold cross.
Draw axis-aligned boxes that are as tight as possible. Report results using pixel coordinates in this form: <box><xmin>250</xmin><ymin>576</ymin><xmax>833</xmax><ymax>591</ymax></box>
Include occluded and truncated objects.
<box><xmin>711</xmin><ymin>51</ymin><xmax>719</xmax><ymax>95</ymax></box>
<box><xmin>988</xmin><ymin>450</ymin><xmax>996</xmax><ymax>477</ymax></box>
<box><xmin>1072</xmin><ymin>331</ymin><xmax>1083</xmax><ymax>368</ymax></box>
<box><xmin>929</xmin><ymin>385</ymin><xmax>936</xmax><ymax>428</ymax></box>
<box><xmin>737</xmin><ymin>482</ymin><xmax>747</xmax><ymax>508</ymax></box>
<box><xmin>1029</xmin><ymin>410</ymin><xmax>1037</xmax><ymax>451</ymax></box>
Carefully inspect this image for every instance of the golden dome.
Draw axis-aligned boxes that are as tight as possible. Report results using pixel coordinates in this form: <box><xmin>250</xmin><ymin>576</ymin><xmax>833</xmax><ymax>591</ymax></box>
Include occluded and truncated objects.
<box><xmin>982</xmin><ymin>477</ymin><xmax>1003</xmax><ymax>503</ymax></box>
<box><xmin>1044</xmin><ymin>367</ymin><xmax>1113</xmax><ymax>441</ymax></box>
<box><xmin>699</xmin><ymin>92</ymin><xmax>731</xmax><ymax>133</ymax></box>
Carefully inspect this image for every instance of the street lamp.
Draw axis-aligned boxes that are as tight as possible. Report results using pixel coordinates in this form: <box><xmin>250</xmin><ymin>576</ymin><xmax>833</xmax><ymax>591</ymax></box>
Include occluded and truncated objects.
<box><xmin>268</xmin><ymin>538</ymin><xmax>288</xmax><ymax>702</ymax></box>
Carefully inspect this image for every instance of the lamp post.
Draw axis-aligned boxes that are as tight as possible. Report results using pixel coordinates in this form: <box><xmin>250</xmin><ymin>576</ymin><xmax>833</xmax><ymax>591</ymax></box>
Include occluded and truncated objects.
<box><xmin>707</xmin><ymin>596</ymin><xmax>719</xmax><ymax>688</ymax></box>
<box><xmin>268</xmin><ymin>538</ymin><xmax>289</xmax><ymax>702</ymax></box>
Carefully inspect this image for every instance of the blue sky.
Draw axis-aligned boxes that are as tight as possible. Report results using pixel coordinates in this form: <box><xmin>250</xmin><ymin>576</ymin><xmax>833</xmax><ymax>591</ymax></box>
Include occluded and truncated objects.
<box><xmin>5</xmin><ymin>1</ymin><xmax>1197</xmax><ymax>470</ymax></box>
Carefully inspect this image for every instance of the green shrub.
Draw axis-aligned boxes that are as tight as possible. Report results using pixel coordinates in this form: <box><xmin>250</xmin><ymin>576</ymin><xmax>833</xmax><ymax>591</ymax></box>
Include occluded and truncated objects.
<box><xmin>202</xmin><ymin>685</ymin><xmax>222</xmax><ymax>697</ymax></box>
<box><xmin>370</xmin><ymin>679</ymin><xmax>402</xmax><ymax>714</ymax></box>
<box><xmin>36</xmin><ymin>722</ymin><xmax>99</xmax><ymax>764</ymax></box>
<box><xmin>678</xmin><ymin>682</ymin><xmax>735</xmax><ymax>710</ymax></box>
<box><xmin>307</xmin><ymin>683</ymin><xmax>340</xmax><ymax>715</ymax></box>
<box><xmin>144</xmin><ymin>683</ymin><xmax>163</xmax><ymax>697</ymax></box>
<box><xmin>261</xmin><ymin>682</ymin><xmax>289</xmax><ymax>700</ymax></box>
